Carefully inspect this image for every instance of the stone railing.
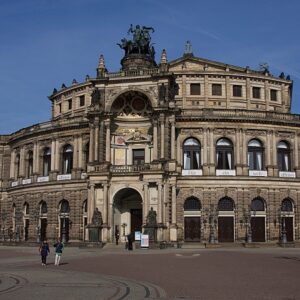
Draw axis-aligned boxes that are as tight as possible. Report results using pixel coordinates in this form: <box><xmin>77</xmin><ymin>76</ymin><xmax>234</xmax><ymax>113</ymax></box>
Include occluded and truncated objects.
<box><xmin>107</xmin><ymin>68</ymin><xmax>159</xmax><ymax>78</ymax></box>
<box><xmin>180</xmin><ymin>109</ymin><xmax>300</xmax><ymax>124</ymax></box>
<box><xmin>110</xmin><ymin>164</ymin><xmax>151</xmax><ymax>173</ymax></box>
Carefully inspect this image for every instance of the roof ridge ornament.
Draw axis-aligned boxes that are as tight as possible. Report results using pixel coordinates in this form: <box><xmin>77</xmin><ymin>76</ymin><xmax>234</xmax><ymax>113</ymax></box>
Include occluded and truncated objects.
<box><xmin>184</xmin><ymin>40</ymin><xmax>193</xmax><ymax>57</ymax></box>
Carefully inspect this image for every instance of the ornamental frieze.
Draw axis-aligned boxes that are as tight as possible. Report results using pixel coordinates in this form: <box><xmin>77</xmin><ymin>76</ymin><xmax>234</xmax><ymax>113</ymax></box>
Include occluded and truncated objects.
<box><xmin>213</xmin><ymin>128</ymin><xmax>236</xmax><ymax>135</ymax></box>
<box><xmin>180</xmin><ymin>129</ymin><xmax>203</xmax><ymax>135</ymax></box>
<box><xmin>276</xmin><ymin>131</ymin><xmax>294</xmax><ymax>138</ymax></box>
<box><xmin>245</xmin><ymin>129</ymin><xmax>267</xmax><ymax>136</ymax></box>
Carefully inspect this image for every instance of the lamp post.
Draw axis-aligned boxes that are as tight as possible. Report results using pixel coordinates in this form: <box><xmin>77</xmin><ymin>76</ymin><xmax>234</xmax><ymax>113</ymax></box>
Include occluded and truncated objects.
<box><xmin>32</xmin><ymin>208</ymin><xmax>40</xmax><ymax>243</ymax></box>
<box><xmin>242</xmin><ymin>206</ymin><xmax>252</xmax><ymax>243</ymax></box>
<box><xmin>1</xmin><ymin>210</ymin><xmax>7</xmax><ymax>241</ymax></box>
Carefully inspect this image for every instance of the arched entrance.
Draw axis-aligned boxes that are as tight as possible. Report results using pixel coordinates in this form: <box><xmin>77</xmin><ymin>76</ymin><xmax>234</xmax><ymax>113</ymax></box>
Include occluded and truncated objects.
<box><xmin>250</xmin><ymin>197</ymin><xmax>266</xmax><ymax>242</ymax></box>
<box><xmin>184</xmin><ymin>197</ymin><xmax>201</xmax><ymax>242</ymax></box>
<box><xmin>113</xmin><ymin>188</ymin><xmax>143</xmax><ymax>241</ymax></box>
<box><xmin>218</xmin><ymin>197</ymin><xmax>235</xmax><ymax>242</ymax></box>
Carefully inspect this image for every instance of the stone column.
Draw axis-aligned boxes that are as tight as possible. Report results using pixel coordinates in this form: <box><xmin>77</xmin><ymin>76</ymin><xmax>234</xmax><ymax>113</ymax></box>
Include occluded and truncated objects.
<box><xmin>55</xmin><ymin>140</ymin><xmax>60</xmax><ymax>171</ymax></box>
<box><xmin>272</xmin><ymin>131</ymin><xmax>277</xmax><ymax>166</ymax></box>
<box><xmin>225</xmin><ymin>75</ymin><xmax>230</xmax><ymax>108</ymax></box>
<box><xmin>143</xmin><ymin>183</ymin><xmax>149</xmax><ymax>223</ymax></box>
<box><xmin>88</xmin><ymin>183</ymin><xmax>95</xmax><ymax>224</ymax></box>
<box><xmin>153</xmin><ymin>119</ymin><xmax>158</xmax><ymax>160</ymax></box>
<box><xmin>171</xmin><ymin>185</ymin><xmax>176</xmax><ymax>224</ymax></box>
<box><xmin>246</xmin><ymin>78</ymin><xmax>251</xmax><ymax>109</ymax></box>
<box><xmin>105</xmin><ymin>120</ymin><xmax>111</xmax><ymax>162</ymax></box>
<box><xmin>78</xmin><ymin>135</ymin><xmax>83</xmax><ymax>170</ymax></box>
<box><xmin>10</xmin><ymin>150</ymin><xmax>16</xmax><ymax>179</ymax></box>
<box><xmin>204</xmin><ymin>75</ymin><xmax>209</xmax><ymax>107</ymax></box>
<box><xmin>160</xmin><ymin>115</ymin><xmax>165</xmax><ymax>159</ymax></box>
<box><xmin>73</xmin><ymin>135</ymin><xmax>79</xmax><ymax>169</ymax></box>
<box><xmin>170</xmin><ymin>119</ymin><xmax>176</xmax><ymax>160</ymax></box>
<box><xmin>89</xmin><ymin>124</ymin><xmax>95</xmax><ymax>162</ymax></box>
<box><xmin>94</xmin><ymin>118</ymin><xmax>99</xmax><ymax>161</ymax></box>
<box><xmin>157</xmin><ymin>183</ymin><xmax>162</xmax><ymax>223</ymax></box>
<box><xmin>19</xmin><ymin>147</ymin><xmax>25</xmax><ymax>177</ymax></box>
<box><xmin>33</xmin><ymin>141</ymin><xmax>38</xmax><ymax>174</ymax></box>
<box><xmin>103</xmin><ymin>184</ymin><xmax>108</xmax><ymax>225</ymax></box>
<box><xmin>51</xmin><ymin>140</ymin><xmax>55</xmax><ymax>171</ymax></box>
<box><xmin>295</xmin><ymin>133</ymin><xmax>299</xmax><ymax>176</ymax></box>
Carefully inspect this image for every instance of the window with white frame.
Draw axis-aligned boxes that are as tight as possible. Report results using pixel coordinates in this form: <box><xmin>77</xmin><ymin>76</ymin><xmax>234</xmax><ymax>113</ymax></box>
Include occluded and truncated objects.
<box><xmin>216</xmin><ymin>138</ymin><xmax>233</xmax><ymax>170</ymax></box>
<box><xmin>183</xmin><ymin>138</ymin><xmax>201</xmax><ymax>170</ymax></box>
<box><xmin>43</xmin><ymin>148</ymin><xmax>51</xmax><ymax>176</ymax></box>
<box><xmin>62</xmin><ymin>145</ymin><xmax>73</xmax><ymax>174</ymax></box>
<box><xmin>277</xmin><ymin>141</ymin><xmax>291</xmax><ymax>171</ymax></box>
<box><xmin>248</xmin><ymin>139</ymin><xmax>264</xmax><ymax>170</ymax></box>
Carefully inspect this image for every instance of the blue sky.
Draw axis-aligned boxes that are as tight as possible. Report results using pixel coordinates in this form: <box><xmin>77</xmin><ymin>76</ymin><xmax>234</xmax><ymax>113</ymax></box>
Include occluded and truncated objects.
<box><xmin>0</xmin><ymin>0</ymin><xmax>299</xmax><ymax>134</ymax></box>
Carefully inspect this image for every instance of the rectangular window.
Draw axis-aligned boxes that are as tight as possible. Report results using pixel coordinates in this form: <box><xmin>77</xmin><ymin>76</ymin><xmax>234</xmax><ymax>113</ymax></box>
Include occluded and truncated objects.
<box><xmin>270</xmin><ymin>89</ymin><xmax>277</xmax><ymax>101</ymax></box>
<box><xmin>190</xmin><ymin>83</ymin><xmax>200</xmax><ymax>95</ymax></box>
<box><xmin>68</xmin><ymin>99</ymin><xmax>72</xmax><ymax>110</ymax></box>
<box><xmin>133</xmin><ymin>149</ymin><xmax>145</xmax><ymax>165</ymax></box>
<box><xmin>252</xmin><ymin>87</ymin><xmax>261</xmax><ymax>99</ymax></box>
<box><xmin>79</xmin><ymin>95</ymin><xmax>85</xmax><ymax>106</ymax></box>
<box><xmin>233</xmin><ymin>85</ymin><xmax>242</xmax><ymax>97</ymax></box>
<box><xmin>58</xmin><ymin>103</ymin><xmax>61</xmax><ymax>113</ymax></box>
<box><xmin>212</xmin><ymin>84</ymin><xmax>222</xmax><ymax>96</ymax></box>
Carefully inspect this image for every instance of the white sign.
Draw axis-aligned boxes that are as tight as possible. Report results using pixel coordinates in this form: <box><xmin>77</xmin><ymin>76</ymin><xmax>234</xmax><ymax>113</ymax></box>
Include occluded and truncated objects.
<box><xmin>11</xmin><ymin>181</ymin><xmax>19</xmax><ymax>187</ymax></box>
<box><xmin>140</xmin><ymin>234</ymin><xmax>149</xmax><ymax>248</ymax></box>
<box><xmin>279</xmin><ymin>171</ymin><xmax>296</xmax><ymax>178</ymax></box>
<box><xmin>37</xmin><ymin>176</ymin><xmax>49</xmax><ymax>182</ymax></box>
<box><xmin>22</xmin><ymin>178</ymin><xmax>32</xmax><ymax>185</ymax></box>
<box><xmin>249</xmin><ymin>170</ymin><xmax>267</xmax><ymax>177</ymax></box>
<box><xmin>216</xmin><ymin>169</ymin><xmax>236</xmax><ymax>176</ymax></box>
<box><xmin>182</xmin><ymin>169</ymin><xmax>203</xmax><ymax>176</ymax></box>
<box><xmin>134</xmin><ymin>231</ymin><xmax>141</xmax><ymax>241</ymax></box>
<box><xmin>57</xmin><ymin>174</ymin><xmax>71</xmax><ymax>181</ymax></box>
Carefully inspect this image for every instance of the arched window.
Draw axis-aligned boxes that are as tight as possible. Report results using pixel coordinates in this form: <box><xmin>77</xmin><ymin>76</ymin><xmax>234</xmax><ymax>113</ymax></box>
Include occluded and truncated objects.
<box><xmin>62</xmin><ymin>145</ymin><xmax>73</xmax><ymax>174</ymax></box>
<box><xmin>218</xmin><ymin>197</ymin><xmax>234</xmax><ymax>211</ymax></box>
<box><xmin>40</xmin><ymin>201</ymin><xmax>48</xmax><ymax>214</ymax></box>
<box><xmin>23</xmin><ymin>202</ymin><xmax>29</xmax><ymax>216</ymax></box>
<box><xmin>216</xmin><ymin>138</ymin><xmax>233</xmax><ymax>170</ymax></box>
<box><xmin>27</xmin><ymin>151</ymin><xmax>33</xmax><ymax>178</ymax></box>
<box><xmin>183</xmin><ymin>138</ymin><xmax>201</xmax><ymax>170</ymax></box>
<box><xmin>277</xmin><ymin>141</ymin><xmax>291</xmax><ymax>172</ymax></box>
<box><xmin>60</xmin><ymin>200</ymin><xmax>70</xmax><ymax>213</ymax></box>
<box><xmin>184</xmin><ymin>197</ymin><xmax>201</xmax><ymax>211</ymax></box>
<box><xmin>43</xmin><ymin>148</ymin><xmax>51</xmax><ymax>176</ymax></box>
<box><xmin>281</xmin><ymin>198</ymin><xmax>293</xmax><ymax>212</ymax></box>
<box><xmin>251</xmin><ymin>197</ymin><xmax>265</xmax><ymax>211</ymax></box>
<box><xmin>248</xmin><ymin>139</ymin><xmax>264</xmax><ymax>170</ymax></box>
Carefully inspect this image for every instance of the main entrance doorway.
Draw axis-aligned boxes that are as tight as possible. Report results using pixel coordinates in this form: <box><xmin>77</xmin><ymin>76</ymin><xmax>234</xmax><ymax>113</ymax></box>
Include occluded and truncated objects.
<box><xmin>251</xmin><ymin>217</ymin><xmax>265</xmax><ymax>242</ymax></box>
<box><xmin>113</xmin><ymin>188</ymin><xmax>143</xmax><ymax>241</ymax></box>
<box><xmin>218</xmin><ymin>217</ymin><xmax>234</xmax><ymax>242</ymax></box>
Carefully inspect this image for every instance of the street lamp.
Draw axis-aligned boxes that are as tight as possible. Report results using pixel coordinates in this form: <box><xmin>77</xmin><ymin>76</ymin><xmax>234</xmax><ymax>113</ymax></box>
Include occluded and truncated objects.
<box><xmin>208</xmin><ymin>204</ymin><xmax>217</xmax><ymax>244</ymax></box>
<box><xmin>242</xmin><ymin>206</ymin><xmax>252</xmax><ymax>243</ymax></box>
<box><xmin>32</xmin><ymin>208</ymin><xmax>40</xmax><ymax>243</ymax></box>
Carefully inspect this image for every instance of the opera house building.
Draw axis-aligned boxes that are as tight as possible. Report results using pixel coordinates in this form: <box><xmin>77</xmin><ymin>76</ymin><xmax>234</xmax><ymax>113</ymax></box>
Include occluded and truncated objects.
<box><xmin>0</xmin><ymin>26</ymin><xmax>299</xmax><ymax>246</ymax></box>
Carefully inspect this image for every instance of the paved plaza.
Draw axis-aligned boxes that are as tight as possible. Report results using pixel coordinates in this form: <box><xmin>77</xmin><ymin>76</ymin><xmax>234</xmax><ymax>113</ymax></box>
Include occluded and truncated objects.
<box><xmin>0</xmin><ymin>244</ymin><xmax>300</xmax><ymax>300</ymax></box>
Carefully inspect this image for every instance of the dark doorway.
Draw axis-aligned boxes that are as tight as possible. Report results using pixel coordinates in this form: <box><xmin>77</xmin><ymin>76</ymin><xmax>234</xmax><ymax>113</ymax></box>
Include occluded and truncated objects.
<box><xmin>131</xmin><ymin>209</ymin><xmax>142</xmax><ymax>233</ymax></box>
<box><xmin>218</xmin><ymin>217</ymin><xmax>234</xmax><ymax>242</ymax></box>
<box><xmin>24</xmin><ymin>219</ymin><xmax>29</xmax><ymax>241</ymax></box>
<box><xmin>251</xmin><ymin>217</ymin><xmax>265</xmax><ymax>242</ymax></box>
<box><xmin>184</xmin><ymin>217</ymin><xmax>201</xmax><ymax>242</ymax></box>
<box><xmin>40</xmin><ymin>218</ymin><xmax>47</xmax><ymax>241</ymax></box>
<box><xmin>282</xmin><ymin>217</ymin><xmax>293</xmax><ymax>242</ymax></box>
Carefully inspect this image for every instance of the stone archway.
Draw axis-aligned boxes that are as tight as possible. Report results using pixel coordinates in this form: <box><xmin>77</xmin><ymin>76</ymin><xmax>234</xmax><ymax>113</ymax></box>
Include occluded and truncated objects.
<box><xmin>113</xmin><ymin>188</ymin><xmax>143</xmax><ymax>242</ymax></box>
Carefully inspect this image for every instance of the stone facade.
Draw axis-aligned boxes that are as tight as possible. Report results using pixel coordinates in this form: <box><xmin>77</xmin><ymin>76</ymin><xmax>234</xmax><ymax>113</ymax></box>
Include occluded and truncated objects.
<box><xmin>0</xmin><ymin>31</ymin><xmax>299</xmax><ymax>245</ymax></box>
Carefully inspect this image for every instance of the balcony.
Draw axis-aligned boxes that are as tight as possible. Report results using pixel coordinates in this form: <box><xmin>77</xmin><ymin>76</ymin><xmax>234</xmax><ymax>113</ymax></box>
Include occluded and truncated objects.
<box><xmin>110</xmin><ymin>164</ymin><xmax>150</xmax><ymax>173</ymax></box>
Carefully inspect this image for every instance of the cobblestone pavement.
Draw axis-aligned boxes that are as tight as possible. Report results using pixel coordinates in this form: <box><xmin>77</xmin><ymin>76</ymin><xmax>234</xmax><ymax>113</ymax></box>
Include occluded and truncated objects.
<box><xmin>1</xmin><ymin>245</ymin><xmax>300</xmax><ymax>300</ymax></box>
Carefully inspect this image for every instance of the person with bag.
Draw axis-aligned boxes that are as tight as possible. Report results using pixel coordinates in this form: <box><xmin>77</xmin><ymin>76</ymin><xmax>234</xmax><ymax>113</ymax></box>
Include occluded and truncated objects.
<box><xmin>39</xmin><ymin>240</ymin><xmax>50</xmax><ymax>266</ymax></box>
<box><xmin>53</xmin><ymin>238</ymin><xmax>64</xmax><ymax>266</ymax></box>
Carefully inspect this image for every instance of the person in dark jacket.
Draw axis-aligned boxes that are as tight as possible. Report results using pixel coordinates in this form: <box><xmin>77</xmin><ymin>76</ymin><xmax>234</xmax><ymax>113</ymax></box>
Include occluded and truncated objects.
<box><xmin>54</xmin><ymin>238</ymin><xmax>64</xmax><ymax>266</ymax></box>
<box><xmin>39</xmin><ymin>240</ymin><xmax>50</xmax><ymax>266</ymax></box>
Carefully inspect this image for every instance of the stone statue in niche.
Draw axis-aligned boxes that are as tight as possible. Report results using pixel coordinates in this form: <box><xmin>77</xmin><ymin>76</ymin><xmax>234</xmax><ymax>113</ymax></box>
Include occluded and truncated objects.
<box><xmin>91</xmin><ymin>208</ymin><xmax>103</xmax><ymax>226</ymax></box>
<box><xmin>91</xmin><ymin>89</ymin><xmax>103</xmax><ymax>110</ymax></box>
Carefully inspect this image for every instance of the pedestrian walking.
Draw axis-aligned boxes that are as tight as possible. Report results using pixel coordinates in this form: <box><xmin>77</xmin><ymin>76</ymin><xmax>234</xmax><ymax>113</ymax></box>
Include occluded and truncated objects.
<box><xmin>39</xmin><ymin>240</ymin><xmax>50</xmax><ymax>266</ymax></box>
<box><xmin>115</xmin><ymin>227</ymin><xmax>120</xmax><ymax>245</ymax></box>
<box><xmin>53</xmin><ymin>238</ymin><xmax>64</xmax><ymax>266</ymax></box>
<box><xmin>127</xmin><ymin>233</ymin><xmax>133</xmax><ymax>251</ymax></box>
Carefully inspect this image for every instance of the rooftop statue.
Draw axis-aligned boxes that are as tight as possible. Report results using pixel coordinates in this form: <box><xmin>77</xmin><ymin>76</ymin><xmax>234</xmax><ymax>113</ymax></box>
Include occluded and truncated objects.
<box><xmin>118</xmin><ymin>24</ymin><xmax>155</xmax><ymax>59</ymax></box>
